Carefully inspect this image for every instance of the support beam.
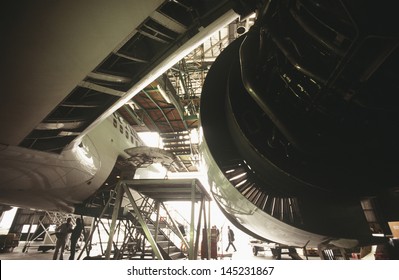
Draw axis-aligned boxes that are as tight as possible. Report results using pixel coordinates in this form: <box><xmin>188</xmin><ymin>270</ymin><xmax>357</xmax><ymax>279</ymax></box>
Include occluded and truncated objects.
<box><xmin>105</xmin><ymin>183</ymin><xmax>124</xmax><ymax>259</ymax></box>
<box><xmin>142</xmin><ymin>89</ymin><xmax>175</xmax><ymax>132</ymax></box>
<box><xmin>194</xmin><ymin>198</ymin><xmax>204</xmax><ymax>259</ymax></box>
<box><xmin>162</xmin><ymin>202</ymin><xmax>190</xmax><ymax>251</ymax></box>
<box><xmin>207</xmin><ymin>200</ymin><xmax>211</xmax><ymax>260</ymax></box>
<box><xmin>123</xmin><ymin>183</ymin><xmax>164</xmax><ymax>260</ymax></box>
<box><xmin>78</xmin><ymin>192</ymin><xmax>118</xmax><ymax>260</ymax></box>
<box><xmin>189</xmin><ymin>179</ymin><xmax>196</xmax><ymax>260</ymax></box>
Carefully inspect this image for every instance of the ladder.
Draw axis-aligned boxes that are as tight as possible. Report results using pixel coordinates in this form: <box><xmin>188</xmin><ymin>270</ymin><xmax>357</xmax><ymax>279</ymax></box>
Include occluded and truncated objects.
<box><xmin>77</xmin><ymin>182</ymin><xmax>187</xmax><ymax>260</ymax></box>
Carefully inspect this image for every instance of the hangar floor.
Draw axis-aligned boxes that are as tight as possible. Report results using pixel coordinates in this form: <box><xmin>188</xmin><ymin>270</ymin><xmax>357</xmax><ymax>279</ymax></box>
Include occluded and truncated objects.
<box><xmin>0</xmin><ymin>241</ymin><xmax>321</xmax><ymax>260</ymax></box>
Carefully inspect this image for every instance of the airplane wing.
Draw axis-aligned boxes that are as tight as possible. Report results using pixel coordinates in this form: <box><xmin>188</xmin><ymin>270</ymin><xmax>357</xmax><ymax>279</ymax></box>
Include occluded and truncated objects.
<box><xmin>0</xmin><ymin>0</ymin><xmax>256</xmax><ymax>212</ymax></box>
<box><xmin>0</xmin><ymin>0</ymin><xmax>252</xmax><ymax>153</ymax></box>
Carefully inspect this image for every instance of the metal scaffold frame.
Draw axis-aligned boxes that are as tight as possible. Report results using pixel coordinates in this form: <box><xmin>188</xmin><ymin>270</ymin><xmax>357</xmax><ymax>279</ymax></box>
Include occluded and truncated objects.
<box><xmin>77</xmin><ymin>178</ymin><xmax>211</xmax><ymax>260</ymax></box>
<box><xmin>7</xmin><ymin>210</ymin><xmax>79</xmax><ymax>253</ymax></box>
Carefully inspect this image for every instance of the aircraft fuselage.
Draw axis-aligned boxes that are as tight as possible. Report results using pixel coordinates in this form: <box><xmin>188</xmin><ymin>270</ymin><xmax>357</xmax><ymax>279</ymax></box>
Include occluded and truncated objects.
<box><xmin>0</xmin><ymin>113</ymin><xmax>141</xmax><ymax>212</ymax></box>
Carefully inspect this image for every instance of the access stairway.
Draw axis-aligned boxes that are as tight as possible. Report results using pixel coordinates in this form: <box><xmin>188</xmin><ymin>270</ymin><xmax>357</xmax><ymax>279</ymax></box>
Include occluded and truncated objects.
<box><xmin>76</xmin><ymin>181</ymin><xmax>190</xmax><ymax>260</ymax></box>
<box><xmin>124</xmin><ymin>196</ymin><xmax>187</xmax><ymax>260</ymax></box>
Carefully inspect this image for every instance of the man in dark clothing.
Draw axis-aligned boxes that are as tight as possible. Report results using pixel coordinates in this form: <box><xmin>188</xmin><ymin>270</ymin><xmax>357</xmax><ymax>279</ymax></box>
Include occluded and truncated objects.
<box><xmin>225</xmin><ymin>226</ymin><xmax>237</xmax><ymax>252</ymax></box>
<box><xmin>53</xmin><ymin>217</ymin><xmax>73</xmax><ymax>260</ymax></box>
<box><xmin>69</xmin><ymin>218</ymin><xmax>83</xmax><ymax>260</ymax></box>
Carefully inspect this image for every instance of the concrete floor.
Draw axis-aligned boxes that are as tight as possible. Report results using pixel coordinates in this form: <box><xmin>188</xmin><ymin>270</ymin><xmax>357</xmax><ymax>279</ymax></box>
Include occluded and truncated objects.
<box><xmin>0</xmin><ymin>240</ymin><xmax>318</xmax><ymax>260</ymax></box>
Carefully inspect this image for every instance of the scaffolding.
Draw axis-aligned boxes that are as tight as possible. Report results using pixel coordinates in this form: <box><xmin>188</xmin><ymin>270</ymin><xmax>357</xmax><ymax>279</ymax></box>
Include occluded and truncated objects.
<box><xmin>7</xmin><ymin>209</ymin><xmax>81</xmax><ymax>253</ymax></box>
<box><xmin>77</xmin><ymin>178</ymin><xmax>212</xmax><ymax>260</ymax></box>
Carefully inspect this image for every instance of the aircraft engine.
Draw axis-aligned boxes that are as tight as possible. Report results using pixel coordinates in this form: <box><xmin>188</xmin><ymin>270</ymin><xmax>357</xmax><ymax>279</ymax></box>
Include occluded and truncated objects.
<box><xmin>200</xmin><ymin>0</ymin><xmax>399</xmax><ymax>248</ymax></box>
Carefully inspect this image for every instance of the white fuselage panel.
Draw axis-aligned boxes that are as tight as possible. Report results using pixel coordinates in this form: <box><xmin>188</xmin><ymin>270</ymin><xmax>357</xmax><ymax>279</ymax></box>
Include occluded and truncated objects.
<box><xmin>0</xmin><ymin>115</ymin><xmax>141</xmax><ymax>212</ymax></box>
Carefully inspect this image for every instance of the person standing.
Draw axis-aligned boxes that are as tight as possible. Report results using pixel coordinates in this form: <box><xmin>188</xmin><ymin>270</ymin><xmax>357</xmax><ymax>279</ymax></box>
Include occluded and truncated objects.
<box><xmin>213</xmin><ymin>225</ymin><xmax>220</xmax><ymax>242</ymax></box>
<box><xmin>211</xmin><ymin>225</ymin><xmax>220</xmax><ymax>259</ymax></box>
<box><xmin>69</xmin><ymin>217</ymin><xmax>84</xmax><ymax>260</ymax></box>
<box><xmin>225</xmin><ymin>226</ymin><xmax>237</xmax><ymax>252</ymax></box>
<box><xmin>53</xmin><ymin>217</ymin><xmax>73</xmax><ymax>260</ymax></box>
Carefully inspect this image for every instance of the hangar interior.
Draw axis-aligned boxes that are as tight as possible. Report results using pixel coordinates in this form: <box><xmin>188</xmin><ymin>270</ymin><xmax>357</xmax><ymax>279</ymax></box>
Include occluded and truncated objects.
<box><xmin>0</xmin><ymin>11</ymin><xmax>255</xmax><ymax>260</ymax></box>
<box><xmin>1</xmin><ymin>0</ymin><xmax>399</xmax><ymax>260</ymax></box>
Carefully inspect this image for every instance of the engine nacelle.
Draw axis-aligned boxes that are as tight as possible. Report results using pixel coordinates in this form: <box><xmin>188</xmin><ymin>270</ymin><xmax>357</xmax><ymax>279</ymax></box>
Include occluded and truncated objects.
<box><xmin>200</xmin><ymin>0</ymin><xmax>399</xmax><ymax>248</ymax></box>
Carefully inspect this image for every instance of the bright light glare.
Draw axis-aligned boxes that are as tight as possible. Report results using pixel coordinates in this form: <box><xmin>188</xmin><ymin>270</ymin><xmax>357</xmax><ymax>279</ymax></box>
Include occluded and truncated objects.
<box><xmin>139</xmin><ymin>130</ymin><xmax>199</xmax><ymax>147</ymax></box>
<box><xmin>189</xmin><ymin>129</ymin><xmax>200</xmax><ymax>144</ymax></box>
<box><xmin>138</xmin><ymin>132</ymin><xmax>162</xmax><ymax>148</ymax></box>
<box><xmin>0</xmin><ymin>207</ymin><xmax>17</xmax><ymax>234</ymax></box>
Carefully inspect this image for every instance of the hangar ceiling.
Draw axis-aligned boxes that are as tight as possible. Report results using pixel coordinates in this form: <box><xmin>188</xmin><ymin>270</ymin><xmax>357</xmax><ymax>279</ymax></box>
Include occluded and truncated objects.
<box><xmin>117</xmin><ymin>17</ymin><xmax>254</xmax><ymax>173</ymax></box>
